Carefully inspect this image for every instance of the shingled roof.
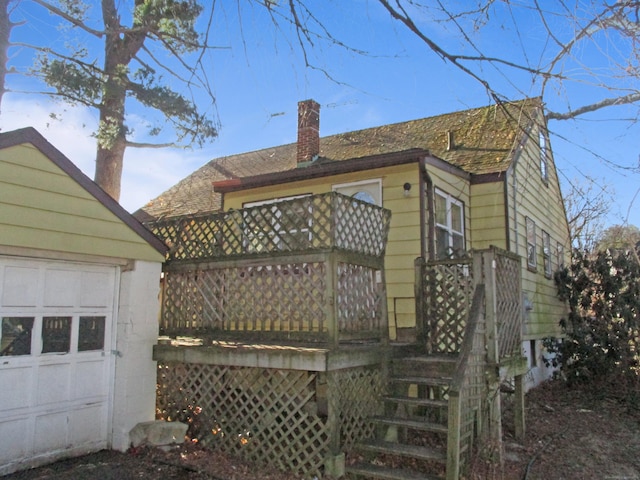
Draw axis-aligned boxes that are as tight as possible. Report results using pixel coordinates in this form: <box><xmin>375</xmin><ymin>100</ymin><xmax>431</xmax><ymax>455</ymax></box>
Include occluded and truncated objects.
<box><xmin>138</xmin><ymin>97</ymin><xmax>540</xmax><ymax>220</ymax></box>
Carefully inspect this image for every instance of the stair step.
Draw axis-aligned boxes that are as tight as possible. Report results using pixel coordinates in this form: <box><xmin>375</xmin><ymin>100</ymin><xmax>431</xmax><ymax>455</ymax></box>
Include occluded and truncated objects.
<box><xmin>371</xmin><ymin>416</ymin><xmax>448</xmax><ymax>434</ymax></box>
<box><xmin>391</xmin><ymin>376</ymin><xmax>452</xmax><ymax>386</ymax></box>
<box><xmin>383</xmin><ymin>395</ymin><xmax>448</xmax><ymax>408</ymax></box>
<box><xmin>399</xmin><ymin>354</ymin><xmax>458</xmax><ymax>365</ymax></box>
<box><xmin>346</xmin><ymin>462</ymin><xmax>443</xmax><ymax>480</ymax></box>
<box><xmin>357</xmin><ymin>440</ymin><xmax>446</xmax><ymax>463</ymax></box>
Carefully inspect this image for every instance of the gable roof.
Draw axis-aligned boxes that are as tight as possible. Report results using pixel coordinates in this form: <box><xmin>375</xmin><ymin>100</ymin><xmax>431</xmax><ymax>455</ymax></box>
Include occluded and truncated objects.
<box><xmin>0</xmin><ymin>127</ymin><xmax>167</xmax><ymax>257</ymax></box>
<box><xmin>138</xmin><ymin>97</ymin><xmax>541</xmax><ymax>220</ymax></box>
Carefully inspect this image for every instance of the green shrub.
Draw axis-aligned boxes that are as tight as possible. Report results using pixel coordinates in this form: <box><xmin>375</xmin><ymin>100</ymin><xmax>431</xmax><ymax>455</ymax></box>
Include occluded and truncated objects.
<box><xmin>544</xmin><ymin>249</ymin><xmax>640</xmax><ymax>406</ymax></box>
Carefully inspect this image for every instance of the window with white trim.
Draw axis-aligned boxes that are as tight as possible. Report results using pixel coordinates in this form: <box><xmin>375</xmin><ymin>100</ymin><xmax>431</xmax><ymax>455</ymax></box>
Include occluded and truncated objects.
<box><xmin>556</xmin><ymin>242</ymin><xmax>565</xmax><ymax>269</ymax></box>
<box><xmin>526</xmin><ymin>217</ymin><xmax>537</xmax><ymax>270</ymax></box>
<box><xmin>542</xmin><ymin>230</ymin><xmax>552</xmax><ymax>278</ymax></box>
<box><xmin>434</xmin><ymin>189</ymin><xmax>465</xmax><ymax>259</ymax></box>
<box><xmin>539</xmin><ymin>131</ymin><xmax>548</xmax><ymax>182</ymax></box>
<box><xmin>243</xmin><ymin>195</ymin><xmax>312</xmax><ymax>252</ymax></box>
<box><xmin>332</xmin><ymin>179</ymin><xmax>382</xmax><ymax>206</ymax></box>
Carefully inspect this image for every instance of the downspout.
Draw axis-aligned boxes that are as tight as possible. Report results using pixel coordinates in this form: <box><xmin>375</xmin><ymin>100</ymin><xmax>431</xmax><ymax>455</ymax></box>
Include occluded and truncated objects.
<box><xmin>419</xmin><ymin>156</ymin><xmax>435</xmax><ymax>260</ymax></box>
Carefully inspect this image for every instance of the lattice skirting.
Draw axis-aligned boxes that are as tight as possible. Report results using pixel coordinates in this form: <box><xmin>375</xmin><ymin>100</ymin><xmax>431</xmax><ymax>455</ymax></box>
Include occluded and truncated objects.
<box><xmin>156</xmin><ymin>362</ymin><xmax>384</xmax><ymax>478</ymax></box>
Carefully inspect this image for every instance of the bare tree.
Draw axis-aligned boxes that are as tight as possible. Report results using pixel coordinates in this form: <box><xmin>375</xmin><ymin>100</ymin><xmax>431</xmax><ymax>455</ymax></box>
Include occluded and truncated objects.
<box><xmin>3</xmin><ymin>0</ymin><xmax>639</xmax><ymax>201</ymax></box>
<box><xmin>595</xmin><ymin>224</ymin><xmax>640</xmax><ymax>252</ymax></box>
<box><xmin>262</xmin><ymin>0</ymin><xmax>639</xmax><ymax>123</ymax></box>
<box><xmin>564</xmin><ymin>177</ymin><xmax>614</xmax><ymax>251</ymax></box>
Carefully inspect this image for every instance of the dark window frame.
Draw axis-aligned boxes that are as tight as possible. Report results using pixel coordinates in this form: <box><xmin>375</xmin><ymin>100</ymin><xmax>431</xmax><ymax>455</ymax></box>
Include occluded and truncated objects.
<box><xmin>542</xmin><ymin>230</ymin><xmax>552</xmax><ymax>278</ymax></box>
<box><xmin>526</xmin><ymin>217</ymin><xmax>537</xmax><ymax>271</ymax></box>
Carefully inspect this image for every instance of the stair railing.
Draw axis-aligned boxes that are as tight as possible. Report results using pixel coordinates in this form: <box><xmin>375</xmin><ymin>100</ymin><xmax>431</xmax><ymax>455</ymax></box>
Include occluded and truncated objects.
<box><xmin>446</xmin><ymin>284</ymin><xmax>486</xmax><ymax>480</ymax></box>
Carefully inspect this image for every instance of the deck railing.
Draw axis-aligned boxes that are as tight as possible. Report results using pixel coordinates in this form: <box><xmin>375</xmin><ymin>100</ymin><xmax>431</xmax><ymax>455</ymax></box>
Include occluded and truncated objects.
<box><xmin>147</xmin><ymin>193</ymin><xmax>392</xmax><ymax>346</ymax></box>
<box><xmin>147</xmin><ymin>192</ymin><xmax>391</xmax><ymax>263</ymax></box>
<box><xmin>415</xmin><ymin>246</ymin><xmax>522</xmax><ymax>360</ymax></box>
<box><xmin>447</xmin><ymin>284</ymin><xmax>486</xmax><ymax>480</ymax></box>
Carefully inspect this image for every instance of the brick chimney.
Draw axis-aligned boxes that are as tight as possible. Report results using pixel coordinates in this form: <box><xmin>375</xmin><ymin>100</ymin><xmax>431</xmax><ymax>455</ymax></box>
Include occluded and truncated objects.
<box><xmin>297</xmin><ymin>99</ymin><xmax>320</xmax><ymax>164</ymax></box>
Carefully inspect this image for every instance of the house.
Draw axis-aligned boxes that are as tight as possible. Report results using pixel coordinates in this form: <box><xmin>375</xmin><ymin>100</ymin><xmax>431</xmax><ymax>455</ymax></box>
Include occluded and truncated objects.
<box><xmin>0</xmin><ymin>128</ymin><xmax>167</xmax><ymax>475</ymax></box>
<box><xmin>139</xmin><ymin>98</ymin><xmax>570</xmax><ymax>479</ymax></box>
<box><xmin>140</xmin><ymin>98</ymin><xmax>570</xmax><ymax>385</ymax></box>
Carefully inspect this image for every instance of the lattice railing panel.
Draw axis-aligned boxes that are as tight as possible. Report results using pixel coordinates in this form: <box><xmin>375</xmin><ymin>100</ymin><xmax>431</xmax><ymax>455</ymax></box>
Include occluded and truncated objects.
<box><xmin>327</xmin><ymin>366</ymin><xmax>385</xmax><ymax>449</ymax></box>
<box><xmin>333</xmin><ymin>194</ymin><xmax>390</xmax><ymax>257</ymax></box>
<box><xmin>161</xmin><ymin>262</ymin><xmax>326</xmax><ymax>336</ymax></box>
<box><xmin>423</xmin><ymin>258</ymin><xmax>474</xmax><ymax>354</ymax></box>
<box><xmin>337</xmin><ymin>263</ymin><xmax>384</xmax><ymax>335</ymax></box>
<box><xmin>157</xmin><ymin>361</ymin><xmax>384</xmax><ymax>477</ymax></box>
<box><xmin>494</xmin><ymin>251</ymin><xmax>523</xmax><ymax>358</ymax></box>
<box><xmin>445</xmin><ymin>286</ymin><xmax>488</xmax><ymax>477</ymax></box>
<box><xmin>458</xmin><ymin>301</ymin><xmax>487</xmax><ymax>466</ymax></box>
<box><xmin>147</xmin><ymin>192</ymin><xmax>391</xmax><ymax>262</ymax></box>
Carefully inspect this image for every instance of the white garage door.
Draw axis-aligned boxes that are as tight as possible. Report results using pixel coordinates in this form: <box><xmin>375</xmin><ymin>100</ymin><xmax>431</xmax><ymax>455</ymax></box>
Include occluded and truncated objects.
<box><xmin>0</xmin><ymin>257</ymin><xmax>117</xmax><ymax>473</ymax></box>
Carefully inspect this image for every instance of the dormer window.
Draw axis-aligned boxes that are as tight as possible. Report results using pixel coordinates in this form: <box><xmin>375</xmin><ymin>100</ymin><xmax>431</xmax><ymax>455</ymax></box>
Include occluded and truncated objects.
<box><xmin>539</xmin><ymin>131</ymin><xmax>548</xmax><ymax>182</ymax></box>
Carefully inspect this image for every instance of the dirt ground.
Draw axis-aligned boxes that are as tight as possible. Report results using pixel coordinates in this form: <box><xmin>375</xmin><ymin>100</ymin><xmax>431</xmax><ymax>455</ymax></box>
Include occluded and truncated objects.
<box><xmin>3</xmin><ymin>380</ymin><xmax>639</xmax><ymax>480</ymax></box>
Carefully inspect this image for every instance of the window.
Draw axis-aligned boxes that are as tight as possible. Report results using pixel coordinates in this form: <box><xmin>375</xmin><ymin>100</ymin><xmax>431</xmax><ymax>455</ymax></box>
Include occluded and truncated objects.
<box><xmin>42</xmin><ymin>316</ymin><xmax>71</xmax><ymax>353</ymax></box>
<box><xmin>243</xmin><ymin>195</ymin><xmax>312</xmax><ymax>252</ymax></box>
<box><xmin>539</xmin><ymin>131</ymin><xmax>548</xmax><ymax>182</ymax></box>
<box><xmin>526</xmin><ymin>217</ymin><xmax>537</xmax><ymax>270</ymax></box>
<box><xmin>333</xmin><ymin>179</ymin><xmax>382</xmax><ymax>206</ymax></box>
<box><xmin>542</xmin><ymin>231</ymin><xmax>552</xmax><ymax>277</ymax></box>
<box><xmin>434</xmin><ymin>189</ymin><xmax>465</xmax><ymax>259</ymax></box>
<box><xmin>0</xmin><ymin>315</ymin><xmax>107</xmax><ymax>356</ymax></box>
<box><xmin>529</xmin><ymin>339</ymin><xmax>538</xmax><ymax>368</ymax></box>
<box><xmin>1</xmin><ymin>317</ymin><xmax>34</xmax><ymax>356</ymax></box>
<box><xmin>556</xmin><ymin>242</ymin><xmax>565</xmax><ymax>269</ymax></box>
<box><xmin>78</xmin><ymin>316</ymin><xmax>106</xmax><ymax>351</ymax></box>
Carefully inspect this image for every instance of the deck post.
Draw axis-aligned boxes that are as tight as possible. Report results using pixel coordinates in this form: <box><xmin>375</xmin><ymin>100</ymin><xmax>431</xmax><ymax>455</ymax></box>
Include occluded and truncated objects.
<box><xmin>514</xmin><ymin>373</ymin><xmax>526</xmax><ymax>441</ymax></box>
<box><xmin>414</xmin><ymin>257</ymin><xmax>426</xmax><ymax>345</ymax></box>
<box><xmin>480</xmin><ymin>248</ymin><xmax>503</xmax><ymax>464</ymax></box>
<box><xmin>326</xmin><ymin>252</ymin><xmax>339</xmax><ymax>349</ymax></box>
<box><xmin>446</xmin><ymin>392</ymin><xmax>462</xmax><ymax>480</ymax></box>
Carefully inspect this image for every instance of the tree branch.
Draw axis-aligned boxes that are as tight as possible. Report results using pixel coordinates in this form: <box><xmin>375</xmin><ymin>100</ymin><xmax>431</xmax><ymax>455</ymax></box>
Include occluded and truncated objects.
<box><xmin>31</xmin><ymin>0</ymin><xmax>104</xmax><ymax>37</ymax></box>
<box><xmin>546</xmin><ymin>92</ymin><xmax>640</xmax><ymax>120</ymax></box>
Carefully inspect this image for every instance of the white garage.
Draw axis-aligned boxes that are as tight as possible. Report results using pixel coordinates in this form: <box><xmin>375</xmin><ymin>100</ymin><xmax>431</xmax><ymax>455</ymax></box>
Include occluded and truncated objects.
<box><xmin>0</xmin><ymin>128</ymin><xmax>166</xmax><ymax>475</ymax></box>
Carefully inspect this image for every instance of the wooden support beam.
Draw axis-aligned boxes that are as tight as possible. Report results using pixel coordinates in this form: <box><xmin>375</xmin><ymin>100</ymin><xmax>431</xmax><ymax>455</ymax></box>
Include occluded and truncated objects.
<box><xmin>514</xmin><ymin>374</ymin><xmax>526</xmax><ymax>441</ymax></box>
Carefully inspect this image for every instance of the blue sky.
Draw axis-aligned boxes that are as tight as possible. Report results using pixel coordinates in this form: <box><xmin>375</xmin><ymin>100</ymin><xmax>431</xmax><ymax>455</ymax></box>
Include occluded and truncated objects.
<box><xmin>1</xmin><ymin>1</ymin><xmax>638</xmax><ymax>228</ymax></box>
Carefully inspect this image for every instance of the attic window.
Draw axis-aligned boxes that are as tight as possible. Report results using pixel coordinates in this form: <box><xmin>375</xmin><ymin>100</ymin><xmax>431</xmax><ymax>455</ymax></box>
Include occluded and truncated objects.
<box><xmin>539</xmin><ymin>131</ymin><xmax>548</xmax><ymax>182</ymax></box>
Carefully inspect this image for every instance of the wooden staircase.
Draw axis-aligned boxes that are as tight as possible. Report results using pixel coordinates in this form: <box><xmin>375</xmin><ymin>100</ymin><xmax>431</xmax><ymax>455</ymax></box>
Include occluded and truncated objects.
<box><xmin>346</xmin><ymin>353</ymin><xmax>459</xmax><ymax>480</ymax></box>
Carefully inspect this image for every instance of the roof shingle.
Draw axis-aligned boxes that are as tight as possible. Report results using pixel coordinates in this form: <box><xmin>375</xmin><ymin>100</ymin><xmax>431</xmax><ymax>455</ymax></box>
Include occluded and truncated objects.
<box><xmin>139</xmin><ymin>98</ymin><xmax>540</xmax><ymax>220</ymax></box>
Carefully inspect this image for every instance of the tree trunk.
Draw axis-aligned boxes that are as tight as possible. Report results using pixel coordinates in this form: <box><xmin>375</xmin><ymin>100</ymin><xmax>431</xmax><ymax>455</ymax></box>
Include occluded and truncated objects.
<box><xmin>94</xmin><ymin>121</ymin><xmax>126</xmax><ymax>200</ymax></box>
<box><xmin>0</xmin><ymin>0</ymin><xmax>11</xmax><ymax>119</ymax></box>
<box><xmin>94</xmin><ymin>0</ymin><xmax>146</xmax><ymax>201</ymax></box>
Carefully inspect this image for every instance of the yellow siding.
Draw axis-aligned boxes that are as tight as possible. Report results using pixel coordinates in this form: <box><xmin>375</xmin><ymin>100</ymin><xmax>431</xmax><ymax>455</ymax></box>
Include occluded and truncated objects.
<box><xmin>506</xmin><ymin>125</ymin><xmax>570</xmax><ymax>340</ymax></box>
<box><xmin>469</xmin><ymin>182</ymin><xmax>507</xmax><ymax>250</ymax></box>
<box><xmin>0</xmin><ymin>143</ymin><xmax>163</xmax><ymax>262</ymax></box>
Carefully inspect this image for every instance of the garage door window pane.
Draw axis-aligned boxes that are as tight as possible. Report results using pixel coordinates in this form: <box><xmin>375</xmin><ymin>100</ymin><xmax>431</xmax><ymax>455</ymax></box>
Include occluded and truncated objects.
<box><xmin>79</xmin><ymin>316</ymin><xmax>106</xmax><ymax>351</ymax></box>
<box><xmin>42</xmin><ymin>316</ymin><xmax>71</xmax><ymax>353</ymax></box>
<box><xmin>1</xmin><ymin>317</ymin><xmax>34</xmax><ymax>356</ymax></box>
